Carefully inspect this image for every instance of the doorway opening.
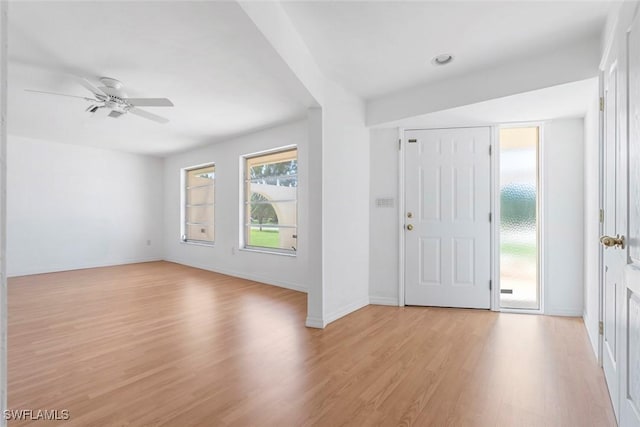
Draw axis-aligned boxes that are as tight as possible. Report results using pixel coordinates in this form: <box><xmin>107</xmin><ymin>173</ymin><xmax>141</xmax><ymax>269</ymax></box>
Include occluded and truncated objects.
<box><xmin>499</xmin><ymin>126</ymin><xmax>540</xmax><ymax>310</ymax></box>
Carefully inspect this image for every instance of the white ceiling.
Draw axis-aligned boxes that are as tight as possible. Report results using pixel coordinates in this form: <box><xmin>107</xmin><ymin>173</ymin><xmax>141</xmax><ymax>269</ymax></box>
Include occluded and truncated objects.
<box><xmin>283</xmin><ymin>1</ymin><xmax>612</xmax><ymax>100</ymax></box>
<box><xmin>7</xmin><ymin>2</ymin><xmax>316</xmax><ymax>156</ymax></box>
<box><xmin>381</xmin><ymin>77</ymin><xmax>598</xmax><ymax>129</ymax></box>
<box><xmin>7</xmin><ymin>1</ymin><xmax>612</xmax><ymax>156</ymax></box>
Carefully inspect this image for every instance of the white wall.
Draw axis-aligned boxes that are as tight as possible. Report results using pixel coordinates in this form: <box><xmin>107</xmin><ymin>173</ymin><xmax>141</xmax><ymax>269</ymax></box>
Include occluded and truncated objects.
<box><xmin>583</xmin><ymin>88</ymin><xmax>601</xmax><ymax>355</ymax></box>
<box><xmin>305</xmin><ymin>109</ymin><xmax>323</xmax><ymax>322</ymax></box>
<box><xmin>543</xmin><ymin>118</ymin><xmax>585</xmax><ymax>316</ymax></box>
<box><xmin>163</xmin><ymin>120</ymin><xmax>319</xmax><ymax>293</ymax></box>
<box><xmin>237</xmin><ymin>3</ymin><xmax>370</xmax><ymax>328</ymax></box>
<box><xmin>367</xmin><ymin>36</ymin><xmax>600</xmax><ymax>126</ymax></box>
<box><xmin>369</xmin><ymin>128</ymin><xmax>399</xmax><ymax>305</ymax></box>
<box><xmin>7</xmin><ymin>136</ymin><xmax>164</xmax><ymax>277</ymax></box>
<box><xmin>320</xmin><ymin>87</ymin><xmax>370</xmax><ymax>325</ymax></box>
<box><xmin>369</xmin><ymin>119</ymin><xmax>586</xmax><ymax>315</ymax></box>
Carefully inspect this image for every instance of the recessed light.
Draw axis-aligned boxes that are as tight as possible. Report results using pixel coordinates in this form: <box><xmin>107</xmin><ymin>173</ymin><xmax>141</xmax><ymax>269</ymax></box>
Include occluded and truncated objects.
<box><xmin>432</xmin><ymin>54</ymin><xmax>454</xmax><ymax>66</ymax></box>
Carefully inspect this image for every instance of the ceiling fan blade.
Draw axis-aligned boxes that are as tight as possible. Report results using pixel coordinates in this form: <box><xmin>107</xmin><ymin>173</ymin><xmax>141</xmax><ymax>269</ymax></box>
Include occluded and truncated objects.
<box><xmin>78</xmin><ymin>78</ymin><xmax>107</xmax><ymax>98</ymax></box>
<box><xmin>90</xmin><ymin>107</ymin><xmax>112</xmax><ymax>119</ymax></box>
<box><xmin>125</xmin><ymin>98</ymin><xmax>174</xmax><ymax>107</ymax></box>
<box><xmin>129</xmin><ymin>107</ymin><xmax>169</xmax><ymax>124</ymax></box>
<box><xmin>25</xmin><ymin>89</ymin><xmax>95</xmax><ymax>102</ymax></box>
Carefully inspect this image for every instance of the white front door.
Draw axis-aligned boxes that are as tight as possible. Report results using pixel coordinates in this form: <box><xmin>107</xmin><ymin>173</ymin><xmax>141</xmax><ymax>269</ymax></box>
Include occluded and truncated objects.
<box><xmin>404</xmin><ymin>127</ymin><xmax>492</xmax><ymax>309</ymax></box>
<box><xmin>602</xmin><ymin>55</ymin><xmax>622</xmax><ymax>418</ymax></box>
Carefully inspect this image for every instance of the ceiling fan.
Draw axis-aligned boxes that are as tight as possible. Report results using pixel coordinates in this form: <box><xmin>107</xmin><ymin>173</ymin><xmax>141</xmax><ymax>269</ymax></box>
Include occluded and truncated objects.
<box><xmin>25</xmin><ymin>77</ymin><xmax>174</xmax><ymax>124</ymax></box>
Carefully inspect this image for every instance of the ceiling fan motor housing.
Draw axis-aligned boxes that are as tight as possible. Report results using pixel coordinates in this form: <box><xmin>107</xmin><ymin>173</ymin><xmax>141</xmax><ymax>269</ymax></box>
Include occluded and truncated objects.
<box><xmin>25</xmin><ymin>76</ymin><xmax>173</xmax><ymax>123</ymax></box>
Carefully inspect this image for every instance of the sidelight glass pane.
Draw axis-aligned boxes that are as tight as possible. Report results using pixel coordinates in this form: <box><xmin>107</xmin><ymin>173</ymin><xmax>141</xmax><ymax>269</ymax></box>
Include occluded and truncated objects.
<box><xmin>499</xmin><ymin>127</ymin><xmax>539</xmax><ymax>309</ymax></box>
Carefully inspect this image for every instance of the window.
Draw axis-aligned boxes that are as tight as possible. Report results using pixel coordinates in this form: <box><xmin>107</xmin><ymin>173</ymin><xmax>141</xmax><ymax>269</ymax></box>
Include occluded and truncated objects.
<box><xmin>244</xmin><ymin>147</ymin><xmax>297</xmax><ymax>253</ymax></box>
<box><xmin>182</xmin><ymin>164</ymin><xmax>215</xmax><ymax>244</ymax></box>
<box><xmin>499</xmin><ymin>127</ymin><xmax>540</xmax><ymax>310</ymax></box>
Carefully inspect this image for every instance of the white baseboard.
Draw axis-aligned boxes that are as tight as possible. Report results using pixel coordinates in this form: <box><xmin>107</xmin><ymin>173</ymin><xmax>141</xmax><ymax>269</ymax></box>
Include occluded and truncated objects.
<box><xmin>545</xmin><ymin>307</ymin><xmax>584</xmax><ymax>317</ymax></box>
<box><xmin>7</xmin><ymin>257</ymin><xmax>163</xmax><ymax>278</ymax></box>
<box><xmin>324</xmin><ymin>296</ymin><xmax>370</xmax><ymax>326</ymax></box>
<box><xmin>583</xmin><ymin>312</ymin><xmax>600</xmax><ymax>358</ymax></box>
<box><xmin>369</xmin><ymin>296</ymin><xmax>399</xmax><ymax>306</ymax></box>
<box><xmin>305</xmin><ymin>316</ymin><xmax>326</xmax><ymax>329</ymax></box>
<box><xmin>165</xmin><ymin>257</ymin><xmax>308</xmax><ymax>294</ymax></box>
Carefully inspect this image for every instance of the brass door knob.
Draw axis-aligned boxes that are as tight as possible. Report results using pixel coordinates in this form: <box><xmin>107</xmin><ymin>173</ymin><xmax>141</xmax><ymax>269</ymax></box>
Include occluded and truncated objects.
<box><xmin>406</xmin><ymin>224</ymin><xmax>414</xmax><ymax>231</ymax></box>
<box><xmin>600</xmin><ymin>234</ymin><xmax>625</xmax><ymax>249</ymax></box>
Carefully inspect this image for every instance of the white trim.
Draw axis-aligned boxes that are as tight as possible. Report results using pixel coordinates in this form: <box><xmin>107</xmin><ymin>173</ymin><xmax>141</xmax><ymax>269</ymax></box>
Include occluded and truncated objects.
<box><xmin>240</xmin><ymin>144</ymin><xmax>298</xmax><ymax>159</ymax></box>
<box><xmin>369</xmin><ymin>296</ymin><xmax>399</xmax><ymax>306</ymax></box>
<box><xmin>7</xmin><ymin>257</ymin><xmax>163</xmax><ymax>278</ymax></box>
<box><xmin>501</xmin><ymin>308</ymin><xmax>547</xmax><ymax>315</ymax></box>
<box><xmin>305</xmin><ymin>316</ymin><xmax>325</xmax><ymax>329</ymax></box>
<box><xmin>165</xmin><ymin>257</ymin><xmax>308</xmax><ymax>293</ymax></box>
<box><xmin>600</xmin><ymin>3</ymin><xmax>621</xmax><ymax>71</ymax></box>
<box><xmin>398</xmin><ymin>127</ymin><xmax>406</xmax><ymax>307</ymax></box>
<box><xmin>501</xmin><ymin>307</ymin><xmax>581</xmax><ymax>317</ymax></box>
<box><xmin>583</xmin><ymin>312</ymin><xmax>600</xmax><ymax>358</ymax></box>
<box><xmin>597</xmin><ymin>69</ymin><xmax>605</xmax><ymax>366</ymax></box>
<box><xmin>600</xmin><ymin>2</ymin><xmax>640</xmax><ymax>71</ymax></box>
<box><xmin>544</xmin><ymin>308</ymin><xmax>584</xmax><ymax>317</ymax></box>
<box><xmin>539</xmin><ymin>123</ymin><xmax>546</xmax><ymax>316</ymax></box>
<box><xmin>490</xmin><ymin>126</ymin><xmax>500</xmax><ymax>311</ymax></box>
<box><xmin>180</xmin><ymin>241</ymin><xmax>215</xmax><ymax>248</ymax></box>
<box><xmin>324</xmin><ymin>296</ymin><xmax>370</xmax><ymax>326</ymax></box>
<box><xmin>238</xmin><ymin>247</ymin><xmax>296</xmax><ymax>257</ymax></box>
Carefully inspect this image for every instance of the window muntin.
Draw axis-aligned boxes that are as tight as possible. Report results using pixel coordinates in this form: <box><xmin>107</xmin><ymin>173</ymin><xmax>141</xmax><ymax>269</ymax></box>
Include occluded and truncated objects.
<box><xmin>183</xmin><ymin>164</ymin><xmax>215</xmax><ymax>244</ymax></box>
<box><xmin>244</xmin><ymin>148</ymin><xmax>297</xmax><ymax>253</ymax></box>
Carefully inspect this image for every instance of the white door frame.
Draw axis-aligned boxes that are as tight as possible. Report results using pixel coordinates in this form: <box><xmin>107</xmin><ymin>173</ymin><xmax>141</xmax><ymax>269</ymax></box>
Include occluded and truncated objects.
<box><xmin>398</xmin><ymin>123</ymin><xmax>545</xmax><ymax>313</ymax></box>
<box><xmin>598</xmin><ymin>69</ymin><xmax>605</xmax><ymax>367</ymax></box>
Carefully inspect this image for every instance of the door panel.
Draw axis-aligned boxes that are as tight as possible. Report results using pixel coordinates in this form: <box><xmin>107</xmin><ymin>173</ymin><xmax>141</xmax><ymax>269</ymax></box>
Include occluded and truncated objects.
<box><xmin>405</xmin><ymin>127</ymin><xmax>491</xmax><ymax>309</ymax></box>
<box><xmin>628</xmin><ymin>290</ymin><xmax>640</xmax><ymax>410</ymax></box>
<box><xmin>621</xmin><ymin>11</ymin><xmax>640</xmax><ymax>425</ymax></box>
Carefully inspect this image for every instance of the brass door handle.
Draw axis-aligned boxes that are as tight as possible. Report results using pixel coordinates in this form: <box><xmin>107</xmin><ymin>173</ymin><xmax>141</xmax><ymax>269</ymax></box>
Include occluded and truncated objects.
<box><xmin>600</xmin><ymin>234</ymin><xmax>625</xmax><ymax>249</ymax></box>
<box><xmin>406</xmin><ymin>224</ymin><xmax>414</xmax><ymax>231</ymax></box>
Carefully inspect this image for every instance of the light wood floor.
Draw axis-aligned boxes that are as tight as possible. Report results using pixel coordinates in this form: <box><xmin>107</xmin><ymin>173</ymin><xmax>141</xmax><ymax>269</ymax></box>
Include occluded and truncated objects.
<box><xmin>8</xmin><ymin>261</ymin><xmax>615</xmax><ymax>426</ymax></box>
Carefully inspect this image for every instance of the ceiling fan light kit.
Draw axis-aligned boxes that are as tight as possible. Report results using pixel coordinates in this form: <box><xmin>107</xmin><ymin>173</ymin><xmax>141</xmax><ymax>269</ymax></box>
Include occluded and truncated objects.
<box><xmin>25</xmin><ymin>77</ymin><xmax>174</xmax><ymax>124</ymax></box>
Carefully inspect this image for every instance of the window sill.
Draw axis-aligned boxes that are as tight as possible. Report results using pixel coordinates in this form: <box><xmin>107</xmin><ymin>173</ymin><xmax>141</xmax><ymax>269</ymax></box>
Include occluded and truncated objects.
<box><xmin>180</xmin><ymin>240</ymin><xmax>215</xmax><ymax>248</ymax></box>
<box><xmin>239</xmin><ymin>247</ymin><xmax>297</xmax><ymax>257</ymax></box>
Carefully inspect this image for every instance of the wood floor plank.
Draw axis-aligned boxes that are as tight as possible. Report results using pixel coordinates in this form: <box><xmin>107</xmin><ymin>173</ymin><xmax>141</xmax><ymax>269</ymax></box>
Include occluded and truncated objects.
<box><xmin>7</xmin><ymin>261</ymin><xmax>616</xmax><ymax>426</ymax></box>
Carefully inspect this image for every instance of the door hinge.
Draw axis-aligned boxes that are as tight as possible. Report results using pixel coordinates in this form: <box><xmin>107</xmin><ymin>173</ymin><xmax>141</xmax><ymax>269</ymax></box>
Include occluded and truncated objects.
<box><xmin>599</xmin><ymin>209</ymin><xmax>604</xmax><ymax>223</ymax></box>
<box><xmin>489</xmin><ymin>279</ymin><xmax>492</xmax><ymax>290</ymax></box>
<box><xmin>599</xmin><ymin>321</ymin><xmax>604</xmax><ymax>335</ymax></box>
<box><xmin>600</xmin><ymin>97</ymin><xmax>605</xmax><ymax>112</ymax></box>
<box><xmin>489</xmin><ymin>212</ymin><xmax>492</xmax><ymax>222</ymax></box>
<box><xmin>489</xmin><ymin>145</ymin><xmax>492</xmax><ymax>155</ymax></box>
<box><xmin>398</xmin><ymin>139</ymin><xmax>401</xmax><ymax>150</ymax></box>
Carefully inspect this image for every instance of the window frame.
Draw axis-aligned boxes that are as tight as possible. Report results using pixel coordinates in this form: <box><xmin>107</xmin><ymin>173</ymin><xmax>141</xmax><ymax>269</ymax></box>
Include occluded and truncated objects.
<box><xmin>241</xmin><ymin>145</ymin><xmax>298</xmax><ymax>256</ymax></box>
<box><xmin>181</xmin><ymin>162</ymin><xmax>216</xmax><ymax>246</ymax></box>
